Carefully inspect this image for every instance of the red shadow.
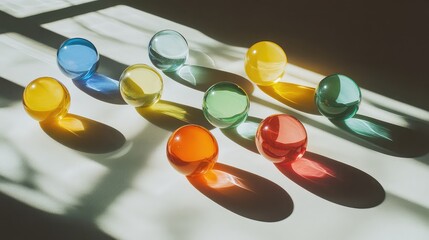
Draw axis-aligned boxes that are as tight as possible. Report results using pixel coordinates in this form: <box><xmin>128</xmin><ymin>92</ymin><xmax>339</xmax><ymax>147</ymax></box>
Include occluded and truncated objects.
<box><xmin>188</xmin><ymin>163</ymin><xmax>293</xmax><ymax>222</ymax></box>
<box><xmin>275</xmin><ymin>152</ymin><xmax>385</xmax><ymax>208</ymax></box>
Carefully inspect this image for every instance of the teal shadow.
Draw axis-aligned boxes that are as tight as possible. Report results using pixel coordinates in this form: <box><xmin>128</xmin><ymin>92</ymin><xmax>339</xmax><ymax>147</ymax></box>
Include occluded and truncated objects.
<box><xmin>221</xmin><ymin>116</ymin><xmax>262</xmax><ymax>154</ymax></box>
<box><xmin>332</xmin><ymin>114</ymin><xmax>429</xmax><ymax>158</ymax></box>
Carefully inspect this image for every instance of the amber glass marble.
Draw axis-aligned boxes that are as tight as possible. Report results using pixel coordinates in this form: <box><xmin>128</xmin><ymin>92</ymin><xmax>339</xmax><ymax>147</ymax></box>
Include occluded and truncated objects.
<box><xmin>256</xmin><ymin>114</ymin><xmax>307</xmax><ymax>163</ymax></box>
<box><xmin>167</xmin><ymin>125</ymin><xmax>218</xmax><ymax>176</ymax></box>
<box><xmin>119</xmin><ymin>64</ymin><xmax>163</xmax><ymax>107</ymax></box>
<box><xmin>23</xmin><ymin>77</ymin><xmax>70</xmax><ymax>122</ymax></box>
<box><xmin>245</xmin><ymin>41</ymin><xmax>287</xmax><ymax>86</ymax></box>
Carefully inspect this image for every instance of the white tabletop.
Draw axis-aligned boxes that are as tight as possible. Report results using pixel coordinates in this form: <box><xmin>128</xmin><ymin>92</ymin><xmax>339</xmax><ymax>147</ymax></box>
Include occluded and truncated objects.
<box><xmin>0</xmin><ymin>4</ymin><xmax>428</xmax><ymax>240</ymax></box>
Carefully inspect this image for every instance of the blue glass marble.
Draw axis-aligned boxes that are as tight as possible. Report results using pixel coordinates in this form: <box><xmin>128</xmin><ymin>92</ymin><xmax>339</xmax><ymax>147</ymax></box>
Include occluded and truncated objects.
<box><xmin>57</xmin><ymin>38</ymin><xmax>99</xmax><ymax>80</ymax></box>
<box><xmin>148</xmin><ymin>30</ymin><xmax>189</xmax><ymax>72</ymax></box>
<box><xmin>315</xmin><ymin>74</ymin><xmax>361</xmax><ymax>120</ymax></box>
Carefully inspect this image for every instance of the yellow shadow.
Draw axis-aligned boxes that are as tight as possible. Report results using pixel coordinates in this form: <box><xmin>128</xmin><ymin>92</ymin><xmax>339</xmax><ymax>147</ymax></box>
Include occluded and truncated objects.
<box><xmin>40</xmin><ymin>114</ymin><xmax>126</xmax><ymax>153</ymax></box>
<box><xmin>259</xmin><ymin>82</ymin><xmax>320</xmax><ymax>115</ymax></box>
<box><xmin>136</xmin><ymin>100</ymin><xmax>214</xmax><ymax>132</ymax></box>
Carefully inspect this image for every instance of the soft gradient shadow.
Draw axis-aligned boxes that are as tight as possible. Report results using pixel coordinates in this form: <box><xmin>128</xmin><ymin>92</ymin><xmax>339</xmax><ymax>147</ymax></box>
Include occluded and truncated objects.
<box><xmin>136</xmin><ymin>100</ymin><xmax>214</xmax><ymax>131</ymax></box>
<box><xmin>221</xmin><ymin>116</ymin><xmax>262</xmax><ymax>153</ymax></box>
<box><xmin>276</xmin><ymin>152</ymin><xmax>385</xmax><ymax>208</ymax></box>
<box><xmin>165</xmin><ymin>65</ymin><xmax>254</xmax><ymax>94</ymax></box>
<box><xmin>72</xmin><ymin>73</ymin><xmax>126</xmax><ymax>105</ymax></box>
<box><xmin>0</xmin><ymin>193</ymin><xmax>114</xmax><ymax>240</ymax></box>
<box><xmin>0</xmin><ymin>77</ymin><xmax>23</xmax><ymax>107</ymax></box>
<box><xmin>40</xmin><ymin>113</ymin><xmax>125</xmax><ymax>153</ymax></box>
<box><xmin>332</xmin><ymin>114</ymin><xmax>429</xmax><ymax>158</ymax></box>
<box><xmin>259</xmin><ymin>82</ymin><xmax>320</xmax><ymax>115</ymax></box>
<box><xmin>188</xmin><ymin>163</ymin><xmax>293</xmax><ymax>222</ymax></box>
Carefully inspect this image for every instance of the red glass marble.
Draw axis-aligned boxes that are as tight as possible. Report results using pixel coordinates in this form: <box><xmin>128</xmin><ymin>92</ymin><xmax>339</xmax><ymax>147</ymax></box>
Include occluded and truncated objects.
<box><xmin>255</xmin><ymin>114</ymin><xmax>307</xmax><ymax>163</ymax></box>
<box><xmin>167</xmin><ymin>125</ymin><xmax>218</xmax><ymax>176</ymax></box>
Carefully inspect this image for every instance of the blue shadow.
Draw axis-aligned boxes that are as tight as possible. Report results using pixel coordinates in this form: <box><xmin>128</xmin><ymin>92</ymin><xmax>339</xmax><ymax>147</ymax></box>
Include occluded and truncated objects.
<box><xmin>72</xmin><ymin>73</ymin><xmax>126</xmax><ymax>105</ymax></box>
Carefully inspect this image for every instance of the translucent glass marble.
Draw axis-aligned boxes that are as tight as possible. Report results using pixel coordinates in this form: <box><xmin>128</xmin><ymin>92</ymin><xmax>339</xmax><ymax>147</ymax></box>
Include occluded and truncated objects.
<box><xmin>119</xmin><ymin>64</ymin><xmax>163</xmax><ymax>107</ymax></box>
<box><xmin>148</xmin><ymin>30</ymin><xmax>189</xmax><ymax>72</ymax></box>
<box><xmin>57</xmin><ymin>38</ymin><xmax>99</xmax><ymax>80</ymax></box>
<box><xmin>315</xmin><ymin>74</ymin><xmax>361</xmax><ymax>120</ymax></box>
<box><xmin>203</xmin><ymin>82</ymin><xmax>250</xmax><ymax>129</ymax></box>
<box><xmin>256</xmin><ymin>114</ymin><xmax>307</xmax><ymax>163</ymax></box>
<box><xmin>245</xmin><ymin>41</ymin><xmax>287</xmax><ymax>86</ymax></box>
<box><xmin>23</xmin><ymin>77</ymin><xmax>70</xmax><ymax>122</ymax></box>
<box><xmin>167</xmin><ymin>125</ymin><xmax>218</xmax><ymax>176</ymax></box>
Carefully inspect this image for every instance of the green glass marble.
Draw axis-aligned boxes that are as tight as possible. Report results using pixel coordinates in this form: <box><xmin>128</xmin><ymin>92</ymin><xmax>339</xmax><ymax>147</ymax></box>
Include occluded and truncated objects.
<box><xmin>315</xmin><ymin>74</ymin><xmax>361</xmax><ymax>120</ymax></box>
<box><xmin>203</xmin><ymin>82</ymin><xmax>250</xmax><ymax>129</ymax></box>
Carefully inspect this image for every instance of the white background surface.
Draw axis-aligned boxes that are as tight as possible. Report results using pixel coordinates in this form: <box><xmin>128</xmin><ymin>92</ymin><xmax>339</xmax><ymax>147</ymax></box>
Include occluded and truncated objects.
<box><xmin>0</xmin><ymin>4</ymin><xmax>428</xmax><ymax>240</ymax></box>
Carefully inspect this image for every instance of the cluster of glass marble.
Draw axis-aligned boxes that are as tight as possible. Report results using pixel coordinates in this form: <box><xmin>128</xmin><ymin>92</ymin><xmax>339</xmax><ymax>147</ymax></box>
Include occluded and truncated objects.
<box><xmin>244</xmin><ymin>41</ymin><xmax>362</xmax><ymax>120</ymax></box>
<box><xmin>24</xmin><ymin>29</ymin><xmax>361</xmax><ymax>179</ymax></box>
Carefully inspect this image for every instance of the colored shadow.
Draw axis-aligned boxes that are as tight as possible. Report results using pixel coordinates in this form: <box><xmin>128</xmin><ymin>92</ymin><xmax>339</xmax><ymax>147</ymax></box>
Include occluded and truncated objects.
<box><xmin>332</xmin><ymin>114</ymin><xmax>429</xmax><ymax>158</ymax></box>
<box><xmin>188</xmin><ymin>163</ymin><xmax>293</xmax><ymax>222</ymax></box>
<box><xmin>259</xmin><ymin>82</ymin><xmax>320</xmax><ymax>115</ymax></box>
<box><xmin>165</xmin><ymin>65</ymin><xmax>254</xmax><ymax>94</ymax></box>
<box><xmin>72</xmin><ymin>73</ymin><xmax>125</xmax><ymax>105</ymax></box>
<box><xmin>136</xmin><ymin>100</ymin><xmax>214</xmax><ymax>131</ymax></box>
<box><xmin>40</xmin><ymin>113</ymin><xmax>125</xmax><ymax>154</ymax></box>
<box><xmin>221</xmin><ymin>116</ymin><xmax>262</xmax><ymax>153</ymax></box>
<box><xmin>275</xmin><ymin>152</ymin><xmax>385</xmax><ymax>208</ymax></box>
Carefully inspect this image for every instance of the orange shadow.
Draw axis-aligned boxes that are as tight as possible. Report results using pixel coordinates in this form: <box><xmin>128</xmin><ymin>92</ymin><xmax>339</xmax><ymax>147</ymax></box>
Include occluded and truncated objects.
<box><xmin>188</xmin><ymin>163</ymin><xmax>293</xmax><ymax>222</ymax></box>
<box><xmin>275</xmin><ymin>152</ymin><xmax>385</xmax><ymax>208</ymax></box>
<box><xmin>259</xmin><ymin>82</ymin><xmax>319</xmax><ymax>115</ymax></box>
<box><xmin>40</xmin><ymin>113</ymin><xmax>125</xmax><ymax>153</ymax></box>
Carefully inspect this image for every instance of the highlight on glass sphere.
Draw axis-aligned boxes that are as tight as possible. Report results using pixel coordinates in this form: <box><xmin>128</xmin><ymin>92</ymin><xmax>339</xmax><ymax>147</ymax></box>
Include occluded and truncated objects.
<box><xmin>23</xmin><ymin>77</ymin><xmax>70</xmax><ymax>122</ymax></box>
<box><xmin>57</xmin><ymin>37</ymin><xmax>99</xmax><ymax>80</ymax></box>
<box><xmin>255</xmin><ymin>114</ymin><xmax>307</xmax><ymax>163</ymax></box>
<box><xmin>167</xmin><ymin>125</ymin><xmax>218</xmax><ymax>176</ymax></box>
<box><xmin>315</xmin><ymin>74</ymin><xmax>361</xmax><ymax>120</ymax></box>
<box><xmin>202</xmin><ymin>82</ymin><xmax>250</xmax><ymax>129</ymax></box>
<box><xmin>245</xmin><ymin>41</ymin><xmax>287</xmax><ymax>86</ymax></box>
<box><xmin>119</xmin><ymin>64</ymin><xmax>163</xmax><ymax>108</ymax></box>
<box><xmin>148</xmin><ymin>29</ymin><xmax>189</xmax><ymax>72</ymax></box>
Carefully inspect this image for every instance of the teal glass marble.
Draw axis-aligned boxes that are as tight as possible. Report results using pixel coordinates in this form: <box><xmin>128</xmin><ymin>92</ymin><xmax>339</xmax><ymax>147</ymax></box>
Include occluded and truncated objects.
<box><xmin>315</xmin><ymin>74</ymin><xmax>361</xmax><ymax>120</ymax></box>
<box><xmin>148</xmin><ymin>30</ymin><xmax>189</xmax><ymax>72</ymax></box>
<box><xmin>203</xmin><ymin>82</ymin><xmax>250</xmax><ymax>129</ymax></box>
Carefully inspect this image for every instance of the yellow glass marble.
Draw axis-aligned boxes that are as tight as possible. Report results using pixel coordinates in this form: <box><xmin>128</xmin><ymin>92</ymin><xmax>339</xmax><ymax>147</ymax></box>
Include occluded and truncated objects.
<box><xmin>245</xmin><ymin>41</ymin><xmax>287</xmax><ymax>86</ymax></box>
<box><xmin>119</xmin><ymin>64</ymin><xmax>163</xmax><ymax>107</ymax></box>
<box><xmin>23</xmin><ymin>77</ymin><xmax>70</xmax><ymax>122</ymax></box>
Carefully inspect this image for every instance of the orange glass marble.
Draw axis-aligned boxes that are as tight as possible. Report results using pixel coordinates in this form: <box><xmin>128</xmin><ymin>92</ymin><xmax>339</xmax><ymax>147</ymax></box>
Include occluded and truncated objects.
<box><xmin>23</xmin><ymin>77</ymin><xmax>70</xmax><ymax>122</ymax></box>
<box><xmin>167</xmin><ymin>125</ymin><xmax>218</xmax><ymax>176</ymax></box>
<box><xmin>245</xmin><ymin>41</ymin><xmax>287</xmax><ymax>86</ymax></box>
